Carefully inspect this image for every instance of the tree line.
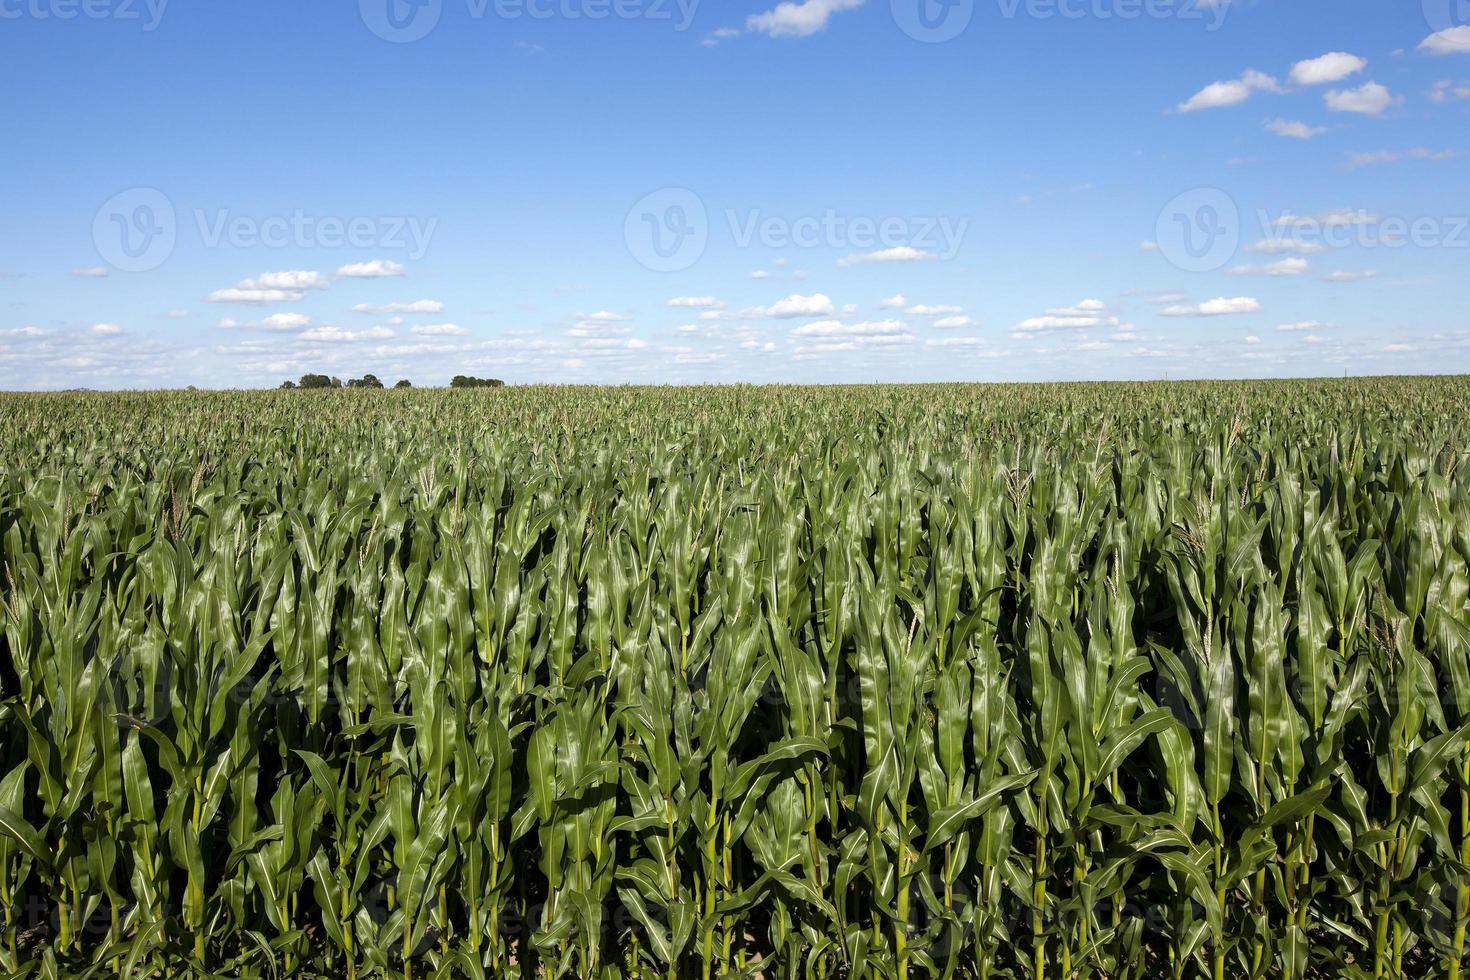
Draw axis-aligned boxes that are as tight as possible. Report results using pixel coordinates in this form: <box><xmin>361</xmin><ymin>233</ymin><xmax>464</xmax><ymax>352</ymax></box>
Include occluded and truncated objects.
<box><xmin>280</xmin><ymin>374</ymin><xmax>505</xmax><ymax>390</ymax></box>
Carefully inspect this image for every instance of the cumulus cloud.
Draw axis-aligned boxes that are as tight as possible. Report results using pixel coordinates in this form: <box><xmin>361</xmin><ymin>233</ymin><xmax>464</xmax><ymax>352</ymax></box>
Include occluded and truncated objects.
<box><xmin>337</xmin><ymin>260</ymin><xmax>406</xmax><ymax>278</ymax></box>
<box><xmin>1159</xmin><ymin>297</ymin><xmax>1262</xmax><ymax>317</ymax></box>
<box><xmin>1271</xmin><ymin>210</ymin><xmax>1378</xmax><ymax>230</ymax></box>
<box><xmin>792</xmin><ymin>318</ymin><xmax>908</xmax><ymax>337</ymax></box>
<box><xmin>666</xmin><ymin>296</ymin><xmax>725</xmax><ymax>309</ymax></box>
<box><xmin>209</xmin><ymin>271</ymin><xmax>329</xmax><ymax>304</ymax></box>
<box><xmin>91</xmin><ymin>323</ymin><xmax>123</xmax><ymax>335</ymax></box>
<box><xmin>1322</xmin><ymin>270</ymin><xmax>1378</xmax><ymax>282</ymax></box>
<box><xmin>1015</xmin><ymin>299</ymin><xmax>1123</xmax><ymax>331</ymax></box>
<box><xmin>411</xmin><ymin>323</ymin><xmax>470</xmax><ymax>336</ymax></box>
<box><xmin>836</xmin><ymin>246</ymin><xmax>936</xmax><ymax>268</ymax></box>
<box><xmin>209</xmin><ymin>288</ymin><xmax>306</xmax><ymax>304</ymax></box>
<box><xmin>879</xmin><ymin>293</ymin><xmax>908</xmax><ymax>309</ymax></box>
<box><xmin>1420</xmin><ymin>28</ymin><xmax>1470</xmax><ymax>56</ymax></box>
<box><xmin>1288</xmin><ymin>52</ymin><xmax>1367</xmax><ymax>86</ymax></box>
<box><xmin>746</xmin><ymin>0</ymin><xmax>864</xmax><ymax>38</ymax></box>
<box><xmin>300</xmin><ymin>325</ymin><xmax>395</xmax><ymax>342</ymax></box>
<box><xmin>1277</xmin><ymin>320</ymin><xmax>1332</xmax><ymax>332</ymax></box>
<box><xmin>907</xmin><ymin>304</ymin><xmax>964</xmax><ymax>316</ymax></box>
<box><xmin>1428</xmin><ymin>80</ymin><xmax>1470</xmax><ymax>103</ymax></box>
<box><xmin>933</xmin><ymin>315</ymin><xmax>976</xmax><ymax>329</ymax></box>
<box><xmin>1325</xmin><ymin>82</ymin><xmax>1399</xmax><ymax>115</ymax></box>
<box><xmin>71</xmin><ymin>267</ymin><xmax>110</xmax><ymax>278</ymax></box>
<box><xmin>1230</xmin><ymin>257</ymin><xmax>1310</xmax><ymax>277</ymax></box>
<box><xmin>1176</xmin><ymin>70</ymin><xmax>1281</xmax><ymax>112</ymax></box>
<box><xmin>1265</xmin><ymin>118</ymin><xmax>1327</xmax><ymax>139</ymax></box>
<box><xmin>1344</xmin><ymin>148</ymin><xmax>1458</xmax><ymax>168</ymax></box>
<box><xmin>749</xmin><ymin>293</ymin><xmax>836</xmax><ymax>318</ymax></box>
<box><xmin>352</xmin><ymin>300</ymin><xmax>445</xmax><ymax>315</ymax></box>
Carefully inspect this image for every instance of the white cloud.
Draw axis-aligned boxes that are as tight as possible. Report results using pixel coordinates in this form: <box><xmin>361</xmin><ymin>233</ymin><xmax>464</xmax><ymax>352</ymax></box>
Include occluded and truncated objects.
<box><xmin>1420</xmin><ymin>28</ymin><xmax>1470</xmax><ymax>56</ymax></box>
<box><xmin>1428</xmin><ymin>80</ymin><xmax>1470</xmax><ymax>103</ymax></box>
<box><xmin>261</xmin><ymin>313</ymin><xmax>312</xmax><ymax>330</ymax></box>
<box><xmin>580</xmin><ymin>310</ymin><xmax>632</xmax><ymax>322</ymax></box>
<box><xmin>1230</xmin><ymin>257</ymin><xmax>1310</xmax><ymax>277</ymax></box>
<box><xmin>666</xmin><ymin>296</ymin><xmax>724</xmax><ymax>309</ymax></box>
<box><xmin>836</xmin><ymin>246</ymin><xmax>936</xmax><ymax>268</ymax></box>
<box><xmin>337</xmin><ymin>259</ymin><xmax>406</xmax><ymax>278</ymax></box>
<box><xmin>907</xmin><ymin>304</ymin><xmax>964</xmax><ymax>316</ymax></box>
<box><xmin>1324</xmin><ymin>82</ymin><xmax>1399</xmax><ymax>116</ymax></box>
<box><xmin>1160</xmin><ymin>297</ymin><xmax>1262</xmax><ymax>317</ymax></box>
<box><xmin>209</xmin><ymin>288</ymin><xmax>307</xmax><ymax>304</ymax></box>
<box><xmin>160</xmin><ymin>310</ymin><xmax>192</xmax><ymax>319</ymax></box>
<box><xmin>209</xmin><ymin>270</ymin><xmax>329</xmax><ymax>305</ymax></box>
<box><xmin>71</xmin><ymin>267</ymin><xmax>110</xmax><ymax>278</ymax></box>
<box><xmin>933</xmin><ymin>315</ymin><xmax>976</xmax><ymax>329</ymax></box>
<box><xmin>792</xmin><ymin>318</ymin><xmax>907</xmax><ymax>337</ymax></box>
<box><xmin>1277</xmin><ymin>321</ymin><xmax>1332</xmax><ymax>332</ymax></box>
<box><xmin>352</xmin><ymin>300</ymin><xmax>445</xmax><ymax>315</ymax></box>
<box><xmin>1015</xmin><ymin>299</ymin><xmax>1122</xmax><ymax>332</ymax></box>
<box><xmin>1247</xmin><ymin>238</ymin><xmax>1328</xmax><ymax>255</ymax></box>
<box><xmin>750</xmin><ymin>293</ymin><xmax>836</xmax><ymax>318</ymax></box>
<box><xmin>1345</xmin><ymin>148</ymin><xmax>1458</xmax><ymax>168</ymax></box>
<box><xmin>412</xmin><ymin>323</ymin><xmax>470</xmax><ymax>336</ymax></box>
<box><xmin>750</xmin><ymin>269</ymin><xmax>771</xmax><ymax>280</ymax></box>
<box><xmin>1140</xmin><ymin>240</ymin><xmax>1161</xmax><ymax>252</ymax></box>
<box><xmin>1322</xmin><ymin>270</ymin><xmax>1378</xmax><ymax>282</ymax></box>
<box><xmin>1265</xmin><ymin>118</ymin><xmax>1327</xmax><ymax>139</ymax></box>
<box><xmin>1244</xmin><ymin>335</ymin><xmax>1262</xmax><ymax>344</ymax></box>
<box><xmin>1271</xmin><ymin>210</ymin><xmax>1378</xmax><ymax>229</ymax></box>
<box><xmin>252</xmin><ymin>271</ymin><xmax>329</xmax><ymax>290</ymax></box>
<box><xmin>879</xmin><ymin>293</ymin><xmax>908</xmax><ymax>309</ymax></box>
<box><xmin>746</xmin><ymin>0</ymin><xmax>864</xmax><ymax>38</ymax></box>
<box><xmin>300</xmin><ymin>325</ymin><xmax>396</xmax><ymax>342</ymax></box>
<box><xmin>1384</xmin><ymin>343</ymin><xmax>1418</xmax><ymax>352</ymax></box>
<box><xmin>1288</xmin><ymin>52</ymin><xmax>1367</xmax><ymax>86</ymax></box>
<box><xmin>91</xmin><ymin>323</ymin><xmax>123</xmax><ymax>335</ymax></box>
<box><xmin>1176</xmin><ymin>70</ymin><xmax>1281</xmax><ymax>113</ymax></box>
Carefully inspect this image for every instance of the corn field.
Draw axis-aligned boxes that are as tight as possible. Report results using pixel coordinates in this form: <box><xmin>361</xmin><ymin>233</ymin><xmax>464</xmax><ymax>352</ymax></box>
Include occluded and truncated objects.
<box><xmin>1</xmin><ymin>380</ymin><xmax>1468</xmax><ymax>979</ymax></box>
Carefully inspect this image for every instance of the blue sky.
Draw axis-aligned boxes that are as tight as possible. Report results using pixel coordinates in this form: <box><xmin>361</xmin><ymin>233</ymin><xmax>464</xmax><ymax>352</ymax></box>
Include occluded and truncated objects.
<box><xmin>1</xmin><ymin>0</ymin><xmax>1468</xmax><ymax>387</ymax></box>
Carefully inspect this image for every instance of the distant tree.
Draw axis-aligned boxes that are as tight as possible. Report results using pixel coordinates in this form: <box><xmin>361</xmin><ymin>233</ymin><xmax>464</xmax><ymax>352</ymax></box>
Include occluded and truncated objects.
<box><xmin>298</xmin><ymin>374</ymin><xmax>333</xmax><ymax>389</ymax></box>
<box><xmin>394</xmin><ymin>380</ymin><xmax>413</xmax><ymax>389</ymax></box>
<box><xmin>348</xmin><ymin>374</ymin><xmax>384</xmax><ymax>389</ymax></box>
<box><xmin>280</xmin><ymin>381</ymin><xmax>298</xmax><ymax>389</ymax></box>
<box><xmin>330</xmin><ymin>377</ymin><xmax>343</xmax><ymax>388</ymax></box>
<box><xmin>450</xmin><ymin>375</ymin><xmax>505</xmax><ymax>389</ymax></box>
